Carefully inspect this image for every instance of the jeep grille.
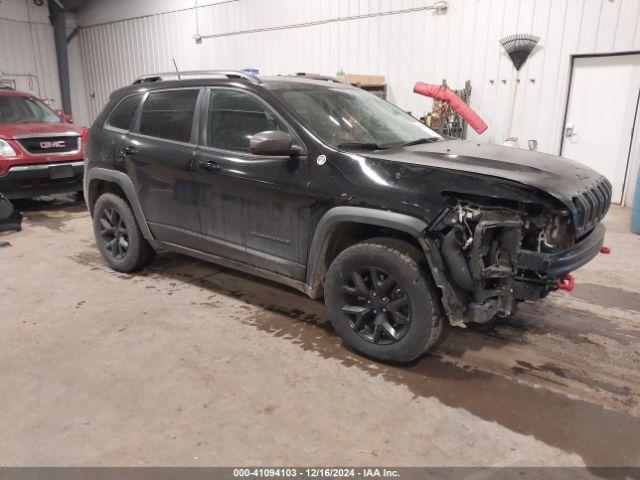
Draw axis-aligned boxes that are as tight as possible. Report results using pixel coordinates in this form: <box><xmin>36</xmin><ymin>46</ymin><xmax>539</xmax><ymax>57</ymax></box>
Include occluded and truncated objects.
<box><xmin>572</xmin><ymin>177</ymin><xmax>612</xmax><ymax>236</ymax></box>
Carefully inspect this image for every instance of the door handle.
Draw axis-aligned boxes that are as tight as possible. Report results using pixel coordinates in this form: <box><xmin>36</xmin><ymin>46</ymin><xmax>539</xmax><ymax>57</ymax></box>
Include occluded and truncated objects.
<box><xmin>121</xmin><ymin>146</ymin><xmax>138</xmax><ymax>156</ymax></box>
<box><xmin>198</xmin><ymin>159</ymin><xmax>222</xmax><ymax>172</ymax></box>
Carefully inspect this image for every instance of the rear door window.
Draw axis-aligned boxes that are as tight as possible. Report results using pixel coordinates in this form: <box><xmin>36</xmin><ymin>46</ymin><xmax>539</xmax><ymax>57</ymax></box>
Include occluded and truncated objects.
<box><xmin>106</xmin><ymin>94</ymin><xmax>143</xmax><ymax>131</ymax></box>
<box><xmin>205</xmin><ymin>89</ymin><xmax>287</xmax><ymax>153</ymax></box>
<box><xmin>138</xmin><ymin>89</ymin><xmax>200</xmax><ymax>143</ymax></box>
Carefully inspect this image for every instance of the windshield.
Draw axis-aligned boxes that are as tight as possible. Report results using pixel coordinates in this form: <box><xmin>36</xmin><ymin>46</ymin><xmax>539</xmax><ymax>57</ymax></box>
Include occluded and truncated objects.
<box><xmin>0</xmin><ymin>96</ymin><xmax>61</xmax><ymax>124</ymax></box>
<box><xmin>273</xmin><ymin>85</ymin><xmax>441</xmax><ymax>149</ymax></box>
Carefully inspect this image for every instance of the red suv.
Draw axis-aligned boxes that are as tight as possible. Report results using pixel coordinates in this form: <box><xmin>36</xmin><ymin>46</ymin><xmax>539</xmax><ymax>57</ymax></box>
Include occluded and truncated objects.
<box><xmin>0</xmin><ymin>87</ymin><xmax>86</xmax><ymax>199</ymax></box>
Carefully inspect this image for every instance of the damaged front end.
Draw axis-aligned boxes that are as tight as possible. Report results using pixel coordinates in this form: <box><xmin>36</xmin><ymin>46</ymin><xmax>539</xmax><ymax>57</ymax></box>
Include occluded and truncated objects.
<box><xmin>419</xmin><ymin>194</ymin><xmax>608</xmax><ymax>326</ymax></box>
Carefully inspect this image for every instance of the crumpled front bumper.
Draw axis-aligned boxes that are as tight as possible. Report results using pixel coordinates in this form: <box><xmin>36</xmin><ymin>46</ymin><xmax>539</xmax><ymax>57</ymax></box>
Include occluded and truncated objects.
<box><xmin>516</xmin><ymin>223</ymin><xmax>605</xmax><ymax>277</ymax></box>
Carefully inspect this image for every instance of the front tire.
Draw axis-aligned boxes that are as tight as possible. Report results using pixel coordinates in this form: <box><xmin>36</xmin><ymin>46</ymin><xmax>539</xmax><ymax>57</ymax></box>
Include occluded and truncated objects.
<box><xmin>93</xmin><ymin>193</ymin><xmax>155</xmax><ymax>273</ymax></box>
<box><xmin>325</xmin><ymin>238</ymin><xmax>443</xmax><ymax>363</ymax></box>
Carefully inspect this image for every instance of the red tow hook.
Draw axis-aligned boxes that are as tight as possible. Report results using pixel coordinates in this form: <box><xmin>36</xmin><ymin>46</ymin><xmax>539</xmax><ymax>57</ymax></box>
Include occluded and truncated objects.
<box><xmin>600</xmin><ymin>246</ymin><xmax>611</xmax><ymax>254</ymax></box>
<box><xmin>557</xmin><ymin>274</ymin><xmax>575</xmax><ymax>292</ymax></box>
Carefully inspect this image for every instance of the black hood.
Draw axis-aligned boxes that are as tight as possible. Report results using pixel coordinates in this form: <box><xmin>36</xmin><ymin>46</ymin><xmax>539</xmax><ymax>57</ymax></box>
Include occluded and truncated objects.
<box><xmin>369</xmin><ymin>139</ymin><xmax>604</xmax><ymax>204</ymax></box>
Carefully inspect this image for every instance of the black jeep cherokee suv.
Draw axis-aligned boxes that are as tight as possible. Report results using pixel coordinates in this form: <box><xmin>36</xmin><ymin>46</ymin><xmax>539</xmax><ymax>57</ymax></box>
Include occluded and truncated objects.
<box><xmin>85</xmin><ymin>71</ymin><xmax>610</xmax><ymax>362</ymax></box>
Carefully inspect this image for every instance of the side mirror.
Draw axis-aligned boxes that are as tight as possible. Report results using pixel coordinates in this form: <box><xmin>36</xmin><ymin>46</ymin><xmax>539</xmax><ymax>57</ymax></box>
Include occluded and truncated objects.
<box><xmin>56</xmin><ymin>110</ymin><xmax>73</xmax><ymax>123</ymax></box>
<box><xmin>249</xmin><ymin>131</ymin><xmax>300</xmax><ymax>156</ymax></box>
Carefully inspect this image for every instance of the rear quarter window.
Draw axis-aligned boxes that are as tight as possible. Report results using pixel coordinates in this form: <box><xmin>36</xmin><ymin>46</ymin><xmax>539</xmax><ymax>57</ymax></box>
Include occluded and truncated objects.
<box><xmin>106</xmin><ymin>94</ymin><xmax>143</xmax><ymax>131</ymax></box>
<box><xmin>138</xmin><ymin>89</ymin><xmax>200</xmax><ymax>143</ymax></box>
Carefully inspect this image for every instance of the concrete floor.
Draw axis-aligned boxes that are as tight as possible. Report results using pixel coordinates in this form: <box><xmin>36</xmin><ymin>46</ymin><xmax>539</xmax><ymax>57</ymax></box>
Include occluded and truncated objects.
<box><xmin>0</xmin><ymin>196</ymin><xmax>639</xmax><ymax>468</ymax></box>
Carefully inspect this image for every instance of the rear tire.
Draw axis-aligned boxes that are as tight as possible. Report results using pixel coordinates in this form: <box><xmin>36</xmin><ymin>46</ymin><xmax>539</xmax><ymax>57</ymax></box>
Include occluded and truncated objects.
<box><xmin>92</xmin><ymin>193</ymin><xmax>155</xmax><ymax>273</ymax></box>
<box><xmin>324</xmin><ymin>238</ymin><xmax>443</xmax><ymax>363</ymax></box>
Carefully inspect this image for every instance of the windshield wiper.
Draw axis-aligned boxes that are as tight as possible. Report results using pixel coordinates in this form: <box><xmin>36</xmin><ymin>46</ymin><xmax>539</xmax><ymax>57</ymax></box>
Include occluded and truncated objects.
<box><xmin>400</xmin><ymin>137</ymin><xmax>441</xmax><ymax>147</ymax></box>
<box><xmin>337</xmin><ymin>142</ymin><xmax>388</xmax><ymax>150</ymax></box>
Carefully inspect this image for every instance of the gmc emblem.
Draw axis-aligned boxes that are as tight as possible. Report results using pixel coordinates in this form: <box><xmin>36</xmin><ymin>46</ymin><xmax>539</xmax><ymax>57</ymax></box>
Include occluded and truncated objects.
<box><xmin>40</xmin><ymin>140</ymin><xmax>66</xmax><ymax>149</ymax></box>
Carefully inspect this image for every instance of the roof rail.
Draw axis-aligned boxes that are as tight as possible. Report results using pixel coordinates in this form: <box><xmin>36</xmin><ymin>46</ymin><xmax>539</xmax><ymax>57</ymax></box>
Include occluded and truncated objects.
<box><xmin>132</xmin><ymin>70</ymin><xmax>261</xmax><ymax>85</ymax></box>
<box><xmin>293</xmin><ymin>73</ymin><xmax>346</xmax><ymax>84</ymax></box>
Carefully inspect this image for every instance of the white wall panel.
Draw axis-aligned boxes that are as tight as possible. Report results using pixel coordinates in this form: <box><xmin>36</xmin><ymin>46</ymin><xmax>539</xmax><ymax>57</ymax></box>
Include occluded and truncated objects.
<box><xmin>0</xmin><ymin>0</ymin><xmax>61</xmax><ymax>109</ymax></box>
<box><xmin>73</xmin><ymin>0</ymin><xmax>640</xmax><ymax>204</ymax></box>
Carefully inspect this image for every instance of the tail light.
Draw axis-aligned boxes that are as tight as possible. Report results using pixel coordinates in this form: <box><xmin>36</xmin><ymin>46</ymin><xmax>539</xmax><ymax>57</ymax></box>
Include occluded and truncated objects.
<box><xmin>81</xmin><ymin>128</ymin><xmax>88</xmax><ymax>143</ymax></box>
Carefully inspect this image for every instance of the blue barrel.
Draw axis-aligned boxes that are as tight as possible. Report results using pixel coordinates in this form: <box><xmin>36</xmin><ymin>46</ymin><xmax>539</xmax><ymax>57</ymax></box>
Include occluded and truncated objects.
<box><xmin>632</xmin><ymin>169</ymin><xmax>640</xmax><ymax>233</ymax></box>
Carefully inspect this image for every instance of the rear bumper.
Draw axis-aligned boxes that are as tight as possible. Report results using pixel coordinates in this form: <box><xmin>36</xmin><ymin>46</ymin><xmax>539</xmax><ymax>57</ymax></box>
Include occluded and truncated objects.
<box><xmin>0</xmin><ymin>160</ymin><xmax>84</xmax><ymax>199</ymax></box>
<box><xmin>516</xmin><ymin>223</ymin><xmax>605</xmax><ymax>276</ymax></box>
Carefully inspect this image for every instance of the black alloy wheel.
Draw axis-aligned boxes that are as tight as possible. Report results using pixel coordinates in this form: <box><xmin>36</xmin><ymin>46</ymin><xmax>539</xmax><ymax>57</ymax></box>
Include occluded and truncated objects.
<box><xmin>92</xmin><ymin>192</ymin><xmax>155</xmax><ymax>273</ymax></box>
<box><xmin>99</xmin><ymin>207</ymin><xmax>129</xmax><ymax>260</ymax></box>
<box><xmin>341</xmin><ymin>267</ymin><xmax>411</xmax><ymax>345</ymax></box>
<box><xmin>324</xmin><ymin>238</ymin><xmax>443</xmax><ymax>363</ymax></box>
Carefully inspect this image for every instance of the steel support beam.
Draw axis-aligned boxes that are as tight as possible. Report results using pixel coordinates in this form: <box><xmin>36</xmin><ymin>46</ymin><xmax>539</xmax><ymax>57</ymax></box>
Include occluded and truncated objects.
<box><xmin>49</xmin><ymin>1</ymin><xmax>72</xmax><ymax>114</ymax></box>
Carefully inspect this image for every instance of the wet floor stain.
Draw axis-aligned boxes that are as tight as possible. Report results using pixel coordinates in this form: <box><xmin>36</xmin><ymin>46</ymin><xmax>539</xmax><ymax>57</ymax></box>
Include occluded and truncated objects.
<box><xmin>492</xmin><ymin>302</ymin><xmax>640</xmax><ymax>347</ymax></box>
<box><xmin>569</xmin><ymin>283</ymin><xmax>640</xmax><ymax>312</ymax></box>
<box><xmin>250</xmin><ymin>313</ymin><xmax>640</xmax><ymax>469</ymax></box>
<box><xmin>177</xmin><ymin>269</ymin><xmax>640</xmax><ymax>469</ymax></box>
<box><xmin>62</xmin><ymin>239</ymin><xmax>640</xmax><ymax>470</ymax></box>
<box><xmin>512</xmin><ymin>360</ymin><xmax>633</xmax><ymax>397</ymax></box>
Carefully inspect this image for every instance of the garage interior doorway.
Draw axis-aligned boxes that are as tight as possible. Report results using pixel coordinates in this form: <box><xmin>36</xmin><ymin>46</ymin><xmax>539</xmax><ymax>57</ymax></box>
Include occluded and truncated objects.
<box><xmin>561</xmin><ymin>53</ymin><xmax>640</xmax><ymax>204</ymax></box>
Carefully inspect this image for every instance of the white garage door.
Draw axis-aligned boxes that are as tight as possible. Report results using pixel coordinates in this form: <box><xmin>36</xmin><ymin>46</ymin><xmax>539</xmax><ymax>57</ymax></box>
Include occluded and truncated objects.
<box><xmin>561</xmin><ymin>54</ymin><xmax>640</xmax><ymax>204</ymax></box>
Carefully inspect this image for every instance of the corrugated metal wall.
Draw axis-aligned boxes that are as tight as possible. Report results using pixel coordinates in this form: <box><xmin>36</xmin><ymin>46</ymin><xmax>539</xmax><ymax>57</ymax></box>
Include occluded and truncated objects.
<box><xmin>0</xmin><ymin>0</ymin><xmax>62</xmax><ymax>108</ymax></box>
<box><xmin>73</xmin><ymin>0</ymin><xmax>640</xmax><ymax>203</ymax></box>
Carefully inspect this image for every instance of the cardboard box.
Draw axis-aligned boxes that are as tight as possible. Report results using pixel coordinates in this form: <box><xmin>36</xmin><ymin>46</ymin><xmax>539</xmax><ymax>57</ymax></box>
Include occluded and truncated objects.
<box><xmin>343</xmin><ymin>74</ymin><xmax>386</xmax><ymax>87</ymax></box>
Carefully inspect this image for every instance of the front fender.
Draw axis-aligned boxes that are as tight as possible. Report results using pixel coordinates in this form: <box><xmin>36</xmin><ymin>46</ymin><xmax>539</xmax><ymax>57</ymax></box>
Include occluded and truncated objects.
<box><xmin>305</xmin><ymin>206</ymin><xmax>427</xmax><ymax>296</ymax></box>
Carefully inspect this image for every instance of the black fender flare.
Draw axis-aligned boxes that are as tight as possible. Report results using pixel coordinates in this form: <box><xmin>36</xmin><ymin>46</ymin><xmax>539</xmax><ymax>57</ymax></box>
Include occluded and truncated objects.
<box><xmin>305</xmin><ymin>206</ymin><xmax>428</xmax><ymax>297</ymax></box>
<box><xmin>85</xmin><ymin>167</ymin><xmax>155</xmax><ymax>242</ymax></box>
